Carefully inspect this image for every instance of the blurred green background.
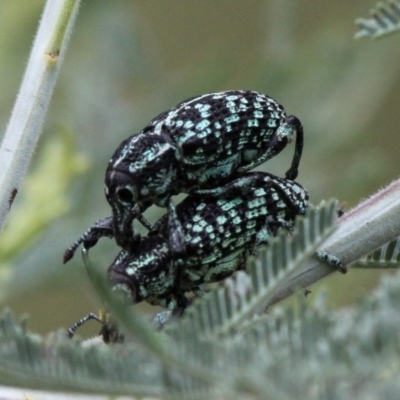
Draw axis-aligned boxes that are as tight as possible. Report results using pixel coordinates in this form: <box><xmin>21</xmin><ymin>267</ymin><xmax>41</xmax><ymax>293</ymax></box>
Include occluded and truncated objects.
<box><xmin>0</xmin><ymin>0</ymin><xmax>399</xmax><ymax>336</ymax></box>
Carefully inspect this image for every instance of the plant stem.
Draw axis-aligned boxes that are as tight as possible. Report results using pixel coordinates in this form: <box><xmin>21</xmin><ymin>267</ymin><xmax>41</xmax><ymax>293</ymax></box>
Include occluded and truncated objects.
<box><xmin>266</xmin><ymin>177</ymin><xmax>400</xmax><ymax>307</ymax></box>
<box><xmin>0</xmin><ymin>385</ymin><xmax>120</xmax><ymax>400</ymax></box>
<box><xmin>0</xmin><ymin>0</ymin><xmax>81</xmax><ymax>234</ymax></box>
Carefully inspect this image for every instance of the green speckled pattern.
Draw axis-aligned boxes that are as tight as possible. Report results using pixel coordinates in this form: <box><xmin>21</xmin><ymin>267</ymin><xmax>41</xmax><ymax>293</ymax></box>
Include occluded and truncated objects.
<box><xmin>108</xmin><ymin>172</ymin><xmax>308</xmax><ymax>308</ymax></box>
<box><xmin>149</xmin><ymin>91</ymin><xmax>289</xmax><ymax>187</ymax></box>
<box><xmin>104</xmin><ymin>90</ymin><xmax>303</xmax><ymax>249</ymax></box>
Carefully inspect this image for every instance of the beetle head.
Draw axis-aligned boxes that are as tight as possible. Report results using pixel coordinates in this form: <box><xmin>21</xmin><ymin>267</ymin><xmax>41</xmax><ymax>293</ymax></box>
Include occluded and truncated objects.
<box><xmin>105</xmin><ymin>132</ymin><xmax>179</xmax><ymax>242</ymax></box>
<box><xmin>107</xmin><ymin>237</ymin><xmax>175</xmax><ymax>306</ymax></box>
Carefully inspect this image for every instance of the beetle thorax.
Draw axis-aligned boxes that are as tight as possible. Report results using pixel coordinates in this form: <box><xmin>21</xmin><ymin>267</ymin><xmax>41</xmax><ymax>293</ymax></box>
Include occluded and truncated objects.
<box><xmin>105</xmin><ymin>132</ymin><xmax>180</xmax><ymax>212</ymax></box>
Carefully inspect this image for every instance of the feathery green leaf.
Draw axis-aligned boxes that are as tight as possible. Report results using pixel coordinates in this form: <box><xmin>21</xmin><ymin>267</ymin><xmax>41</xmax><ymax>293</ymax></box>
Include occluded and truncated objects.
<box><xmin>0</xmin><ymin>309</ymin><xmax>164</xmax><ymax>396</ymax></box>
<box><xmin>355</xmin><ymin>1</ymin><xmax>400</xmax><ymax>39</ymax></box>
<box><xmin>171</xmin><ymin>199</ymin><xmax>339</xmax><ymax>338</ymax></box>
<box><xmin>355</xmin><ymin>235</ymin><xmax>400</xmax><ymax>268</ymax></box>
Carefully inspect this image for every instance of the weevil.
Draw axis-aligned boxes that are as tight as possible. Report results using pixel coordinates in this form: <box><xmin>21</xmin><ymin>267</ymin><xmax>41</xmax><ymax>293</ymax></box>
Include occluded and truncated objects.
<box><xmin>107</xmin><ymin>172</ymin><xmax>309</xmax><ymax>310</ymax></box>
<box><xmin>65</xmin><ymin>90</ymin><xmax>303</xmax><ymax>259</ymax></box>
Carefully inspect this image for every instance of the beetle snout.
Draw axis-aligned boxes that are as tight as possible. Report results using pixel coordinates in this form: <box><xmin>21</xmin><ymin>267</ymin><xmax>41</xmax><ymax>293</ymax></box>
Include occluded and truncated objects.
<box><xmin>108</xmin><ymin>269</ymin><xmax>142</xmax><ymax>304</ymax></box>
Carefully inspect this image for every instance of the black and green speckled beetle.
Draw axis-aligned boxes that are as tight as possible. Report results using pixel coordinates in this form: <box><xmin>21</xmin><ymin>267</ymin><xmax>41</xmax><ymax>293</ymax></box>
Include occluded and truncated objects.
<box><xmin>66</xmin><ymin>172</ymin><xmax>308</xmax><ymax>335</ymax></box>
<box><xmin>107</xmin><ymin>171</ymin><xmax>309</xmax><ymax>312</ymax></box>
<box><xmin>67</xmin><ymin>90</ymin><xmax>304</xmax><ymax>256</ymax></box>
<box><xmin>107</xmin><ymin>90</ymin><xmax>303</xmax><ymax>250</ymax></box>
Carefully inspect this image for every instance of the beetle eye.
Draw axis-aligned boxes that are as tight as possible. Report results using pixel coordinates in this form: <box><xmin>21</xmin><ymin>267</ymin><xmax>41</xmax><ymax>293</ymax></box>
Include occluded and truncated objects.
<box><xmin>117</xmin><ymin>188</ymin><xmax>134</xmax><ymax>203</ymax></box>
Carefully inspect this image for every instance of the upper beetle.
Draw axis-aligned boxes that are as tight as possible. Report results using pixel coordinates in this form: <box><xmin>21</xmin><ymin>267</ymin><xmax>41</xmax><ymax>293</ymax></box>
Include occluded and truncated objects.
<box><xmin>105</xmin><ymin>90</ymin><xmax>304</xmax><ymax>250</ymax></box>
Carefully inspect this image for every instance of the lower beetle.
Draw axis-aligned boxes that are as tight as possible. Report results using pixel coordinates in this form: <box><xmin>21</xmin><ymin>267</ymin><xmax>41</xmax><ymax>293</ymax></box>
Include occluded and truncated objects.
<box><xmin>107</xmin><ymin>171</ymin><xmax>309</xmax><ymax>309</ymax></box>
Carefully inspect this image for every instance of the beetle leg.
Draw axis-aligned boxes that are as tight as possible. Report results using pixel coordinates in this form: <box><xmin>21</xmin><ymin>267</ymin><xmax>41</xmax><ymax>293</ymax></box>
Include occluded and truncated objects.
<box><xmin>114</xmin><ymin>204</ymin><xmax>138</xmax><ymax>250</ymax></box>
<box><xmin>175</xmin><ymin>293</ymin><xmax>189</xmax><ymax>312</ymax></box>
<box><xmin>316</xmin><ymin>250</ymin><xmax>347</xmax><ymax>274</ymax></box>
<box><xmin>192</xmin><ymin>174</ymin><xmax>260</xmax><ymax>197</ymax></box>
<box><xmin>152</xmin><ymin>295</ymin><xmax>188</xmax><ymax>329</ymax></box>
<box><xmin>193</xmin><ymin>285</ymin><xmax>208</xmax><ymax>297</ymax></box>
<box><xmin>236</xmin><ymin>115</ymin><xmax>303</xmax><ymax>181</ymax></box>
<box><xmin>66</xmin><ymin>310</ymin><xmax>124</xmax><ymax>343</ymax></box>
<box><xmin>153</xmin><ymin>310</ymin><xmax>172</xmax><ymax>329</ymax></box>
<box><xmin>67</xmin><ymin>312</ymin><xmax>102</xmax><ymax>338</ymax></box>
<box><xmin>137</xmin><ymin>213</ymin><xmax>154</xmax><ymax>231</ymax></box>
<box><xmin>193</xmin><ymin>174</ymin><xmax>305</xmax><ymax>216</ymax></box>
<box><xmin>166</xmin><ymin>198</ymin><xmax>187</xmax><ymax>292</ymax></box>
<box><xmin>63</xmin><ymin>217</ymin><xmax>114</xmax><ymax>263</ymax></box>
<box><xmin>167</xmin><ymin>198</ymin><xmax>186</xmax><ymax>258</ymax></box>
<box><xmin>284</xmin><ymin>115</ymin><xmax>303</xmax><ymax>180</ymax></box>
<box><xmin>254</xmin><ymin>216</ymin><xmax>294</xmax><ymax>248</ymax></box>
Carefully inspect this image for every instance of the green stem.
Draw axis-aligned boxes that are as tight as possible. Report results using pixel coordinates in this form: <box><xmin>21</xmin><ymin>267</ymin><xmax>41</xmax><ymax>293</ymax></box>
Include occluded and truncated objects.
<box><xmin>266</xmin><ymin>177</ymin><xmax>400</xmax><ymax>307</ymax></box>
<box><xmin>0</xmin><ymin>0</ymin><xmax>81</xmax><ymax>235</ymax></box>
<box><xmin>46</xmin><ymin>0</ymin><xmax>78</xmax><ymax>59</ymax></box>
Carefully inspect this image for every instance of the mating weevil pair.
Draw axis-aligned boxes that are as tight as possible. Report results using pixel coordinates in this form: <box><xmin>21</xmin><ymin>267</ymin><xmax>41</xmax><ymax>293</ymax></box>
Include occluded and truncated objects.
<box><xmin>65</xmin><ymin>90</ymin><xmax>303</xmax><ymax>263</ymax></box>
<box><xmin>65</xmin><ymin>90</ymin><xmax>345</xmax><ymax>335</ymax></box>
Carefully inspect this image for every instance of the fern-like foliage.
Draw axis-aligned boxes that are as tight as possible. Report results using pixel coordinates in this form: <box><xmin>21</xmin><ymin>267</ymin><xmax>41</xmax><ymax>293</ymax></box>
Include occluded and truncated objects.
<box><xmin>355</xmin><ymin>235</ymin><xmax>400</xmax><ymax>268</ymax></box>
<box><xmin>0</xmin><ymin>200</ymin><xmax>340</xmax><ymax>398</ymax></box>
<box><xmin>3</xmin><ymin>269</ymin><xmax>400</xmax><ymax>398</ymax></box>
<box><xmin>2</xmin><ymin>200</ymin><xmax>400</xmax><ymax>399</ymax></box>
<box><xmin>0</xmin><ymin>310</ymin><xmax>164</xmax><ymax>397</ymax></box>
<box><xmin>171</xmin><ymin>199</ymin><xmax>338</xmax><ymax>339</ymax></box>
<box><xmin>217</xmin><ymin>271</ymin><xmax>400</xmax><ymax>400</ymax></box>
<box><xmin>355</xmin><ymin>1</ymin><xmax>400</xmax><ymax>39</ymax></box>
